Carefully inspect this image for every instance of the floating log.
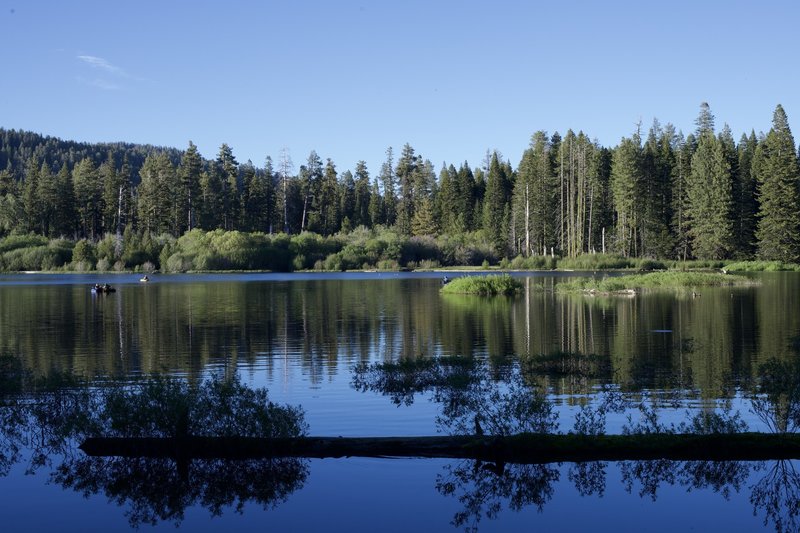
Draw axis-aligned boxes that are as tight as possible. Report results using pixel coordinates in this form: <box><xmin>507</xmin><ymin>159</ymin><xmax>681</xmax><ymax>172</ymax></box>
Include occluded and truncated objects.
<box><xmin>80</xmin><ymin>433</ymin><xmax>800</xmax><ymax>463</ymax></box>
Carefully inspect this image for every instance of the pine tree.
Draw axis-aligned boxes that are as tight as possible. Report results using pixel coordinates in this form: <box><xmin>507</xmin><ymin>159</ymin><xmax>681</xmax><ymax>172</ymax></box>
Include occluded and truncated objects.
<box><xmin>241</xmin><ymin>160</ymin><xmax>269</xmax><ymax>232</ymax></box>
<box><xmin>36</xmin><ymin>162</ymin><xmax>59</xmax><ymax>236</ymax></box>
<box><xmin>368</xmin><ymin>179</ymin><xmax>383</xmax><ymax>227</ymax></box>
<box><xmin>379</xmin><ymin>147</ymin><xmax>396</xmax><ymax>226</ymax></box>
<box><xmin>317</xmin><ymin>158</ymin><xmax>340</xmax><ymax>235</ymax></box>
<box><xmin>455</xmin><ymin>162</ymin><xmax>477</xmax><ymax>231</ymax></box>
<box><xmin>137</xmin><ymin>153</ymin><xmax>175</xmax><ymax>235</ymax></box>
<box><xmin>339</xmin><ymin>169</ymin><xmax>356</xmax><ymax>231</ymax></box>
<box><xmin>754</xmin><ymin>104</ymin><xmax>800</xmax><ymax>261</ymax></box>
<box><xmin>672</xmin><ymin>132</ymin><xmax>695</xmax><ymax>260</ymax></box>
<box><xmin>687</xmin><ymin>119</ymin><xmax>734</xmax><ymax>259</ymax></box>
<box><xmin>54</xmin><ymin>163</ymin><xmax>77</xmax><ymax>237</ymax></box>
<box><xmin>199</xmin><ymin>164</ymin><xmax>223</xmax><ymax>230</ymax></box>
<box><xmin>0</xmin><ymin>164</ymin><xmax>22</xmax><ymax>235</ymax></box>
<box><xmin>395</xmin><ymin>144</ymin><xmax>418</xmax><ymax>235</ymax></box>
<box><xmin>482</xmin><ymin>152</ymin><xmax>512</xmax><ymax>256</ymax></box>
<box><xmin>299</xmin><ymin>150</ymin><xmax>323</xmax><ymax>232</ymax></box>
<box><xmin>73</xmin><ymin>157</ymin><xmax>103</xmax><ymax>239</ymax></box>
<box><xmin>513</xmin><ymin>131</ymin><xmax>555</xmax><ymax>256</ymax></box>
<box><xmin>353</xmin><ymin>161</ymin><xmax>371</xmax><ymax>228</ymax></box>
<box><xmin>99</xmin><ymin>151</ymin><xmax>121</xmax><ymax>234</ymax></box>
<box><xmin>262</xmin><ymin>156</ymin><xmax>277</xmax><ymax>233</ymax></box>
<box><xmin>735</xmin><ymin>131</ymin><xmax>758</xmax><ymax>258</ymax></box>
<box><xmin>640</xmin><ymin>120</ymin><xmax>674</xmax><ymax>257</ymax></box>
<box><xmin>610</xmin><ymin>136</ymin><xmax>642</xmax><ymax>257</ymax></box>
<box><xmin>178</xmin><ymin>141</ymin><xmax>202</xmax><ymax>233</ymax></box>
<box><xmin>411</xmin><ymin>196</ymin><xmax>437</xmax><ymax>236</ymax></box>
<box><xmin>22</xmin><ymin>157</ymin><xmax>41</xmax><ymax>233</ymax></box>
<box><xmin>217</xmin><ymin>144</ymin><xmax>240</xmax><ymax>230</ymax></box>
<box><xmin>436</xmin><ymin>164</ymin><xmax>459</xmax><ymax>233</ymax></box>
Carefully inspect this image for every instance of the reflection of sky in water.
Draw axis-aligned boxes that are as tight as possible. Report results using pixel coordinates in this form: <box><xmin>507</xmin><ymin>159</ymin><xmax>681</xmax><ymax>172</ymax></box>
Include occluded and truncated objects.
<box><xmin>0</xmin><ymin>457</ymin><xmax>778</xmax><ymax>532</ymax></box>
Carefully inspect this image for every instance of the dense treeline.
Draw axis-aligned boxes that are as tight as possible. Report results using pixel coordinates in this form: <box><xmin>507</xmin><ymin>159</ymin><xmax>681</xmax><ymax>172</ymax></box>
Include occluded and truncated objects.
<box><xmin>1</xmin><ymin>102</ymin><xmax>799</xmax><ymax>271</ymax></box>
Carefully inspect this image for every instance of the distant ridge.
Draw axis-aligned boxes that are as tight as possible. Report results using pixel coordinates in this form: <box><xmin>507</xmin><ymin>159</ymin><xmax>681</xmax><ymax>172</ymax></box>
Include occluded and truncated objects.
<box><xmin>0</xmin><ymin>127</ymin><xmax>184</xmax><ymax>183</ymax></box>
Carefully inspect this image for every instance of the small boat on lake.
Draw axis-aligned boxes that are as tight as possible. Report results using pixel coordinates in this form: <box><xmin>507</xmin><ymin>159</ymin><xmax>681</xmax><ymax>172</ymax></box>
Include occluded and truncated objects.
<box><xmin>139</xmin><ymin>275</ymin><xmax>150</xmax><ymax>283</ymax></box>
<box><xmin>91</xmin><ymin>284</ymin><xmax>116</xmax><ymax>294</ymax></box>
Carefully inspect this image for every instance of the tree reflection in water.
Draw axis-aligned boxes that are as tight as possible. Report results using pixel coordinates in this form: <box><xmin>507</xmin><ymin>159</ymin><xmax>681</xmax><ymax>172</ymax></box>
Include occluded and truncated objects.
<box><xmin>0</xmin><ymin>361</ymin><xmax>310</xmax><ymax>528</ymax></box>
<box><xmin>352</xmin><ymin>357</ymin><xmax>557</xmax><ymax>435</ymax></box>
<box><xmin>52</xmin><ymin>455</ymin><xmax>308</xmax><ymax>528</ymax></box>
<box><xmin>3</xmin><ymin>356</ymin><xmax>800</xmax><ymax>530</ymax></box>
<box><xmin>353</xmin><ymin>355</ymin><xmax>800</xmax><ymax>531</ymax></box>
<box><xmin>436</xmin><ymin>460</ymin><xmax>559</xmax><ymax>532</ymax></box>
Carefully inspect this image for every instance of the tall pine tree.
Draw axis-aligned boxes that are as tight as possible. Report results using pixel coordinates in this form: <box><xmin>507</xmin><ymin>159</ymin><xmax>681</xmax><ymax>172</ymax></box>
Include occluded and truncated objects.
<box><xmin>686</xmin><ymin>104</ymin><xmax>734</xmax><ymax>259</ymax></box>
<box><xmin>754</xmin><ymin>104</ymin><xmax>800</xmax><ymax>261</ymax></box>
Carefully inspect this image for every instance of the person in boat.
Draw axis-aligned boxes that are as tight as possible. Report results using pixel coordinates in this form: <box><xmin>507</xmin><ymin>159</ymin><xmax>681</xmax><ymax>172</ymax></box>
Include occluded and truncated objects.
<box><xmin>442</xmin><ymin>275</ymin><xmax>450</xmax><ymax>285</ymax></box>
<box><xmin>103</xmin><ymin>283</ymin><xmax>111</xmax><ymax>292</ymax></box>
<box><xmin>141</xmin><ymin>275</ymin><xmax>149</xmax><ymax>282</ymax></box>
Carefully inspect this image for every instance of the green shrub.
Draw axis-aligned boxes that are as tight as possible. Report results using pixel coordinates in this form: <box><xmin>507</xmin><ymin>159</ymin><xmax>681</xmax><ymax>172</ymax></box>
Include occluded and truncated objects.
<box><xmin>376</xmin><ymin>259</ymin><xmax>400</xmax><ymax>271</ymax></box>
<box><xmin>636</xmin><ymin>258</ymin><xmax>666</xmax><ymax>271</ymax></box>
<box><xmin>558</xmin><ymin>253</ymin><xmax>634</xmax><ymax>270</ymax></box>
<box><xmin>441</xmin><ymin>274</ymin><xmax>522</xmax><ymax>295</ymax></box>
<box><xmin>72</xmin><ymin>239</ymin><xmax>96</xmax><ymax>266</ymax></box>
<box><xmin>0</xmin><ymin>234</ymin><xmax>48</xmax><ymax>253</ymax></box>
<box><xmin>556</xmin><ymin>271</ymin><xmax>756</xmax><ymax>293</ymax></box>
<box><xmin>723</xmin><ymin>260</ymin><xmax>800</xmax><ymax>272</ymax></box>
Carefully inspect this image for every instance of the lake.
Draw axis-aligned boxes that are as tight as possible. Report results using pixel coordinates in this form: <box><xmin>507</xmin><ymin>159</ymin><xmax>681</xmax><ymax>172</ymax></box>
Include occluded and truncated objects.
<box><xmin>0</xmin><ymin>271</ymin><xmax>798</xmax><ymax>531</ymax></box>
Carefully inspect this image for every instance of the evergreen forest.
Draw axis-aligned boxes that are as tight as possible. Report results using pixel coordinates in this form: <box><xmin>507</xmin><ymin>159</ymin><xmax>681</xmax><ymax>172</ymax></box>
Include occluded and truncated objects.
<box><xmin>1</xmin><ymin>102</ymin><xmax>799</xmax><ymax>272</ymax></box>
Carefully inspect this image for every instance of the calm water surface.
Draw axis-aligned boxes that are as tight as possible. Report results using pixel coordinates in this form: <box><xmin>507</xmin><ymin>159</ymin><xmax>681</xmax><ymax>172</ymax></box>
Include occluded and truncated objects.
<box><xmin>0</xmin><ymin>271</ymin><xmax>798</xmax><ymax>531</ymax></box>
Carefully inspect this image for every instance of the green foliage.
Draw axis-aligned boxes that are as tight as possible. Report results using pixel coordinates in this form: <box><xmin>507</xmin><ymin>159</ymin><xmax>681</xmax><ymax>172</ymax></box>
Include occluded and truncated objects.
<box><xmin>289</xmin><ymin>232</ymin><xmax>342</xmax><ymax>270</ymax></box>
<box><xmin>508</xmin><ymin>254</ymin><xmax>556</xmax><ymax>270</ymax></box>
<box><xmin>0</xmin><ymin>238</ymin><xmax>72</xmax><ymax>271</ymax></box>
<box><xmin>724</xmin><ymin>260</ymin><xmax>800</xmax><ymax>272</ymax></box>
<box><xmin>558</xmin><ymin>253</ymin><xmax>635</xmax><ymax>270</ymax></box>
<box><xmin>754</xmin><ymin>105</ymin><xmax>800</xmax><ymax>262</ymax></box>
<box><xmin>101</xmin><ymin>374</ymin><xmax>308</xmax><ymax>438</ymax></box>
<box><xmin>71</xmin><ymin>238</ymin><xmax>96</xmax><ymax>266</ymax></box>
<box><xmin>5</xmin><ymin>104</ymin><xmax>800</xmax><ymax>264</ymax></box>
<box><xmin>686</xmin><ymin>119</ymin><xmax>735</xmax><ymax>259</ymax></box>
<box><xmin>352</xmin><ymin>356</ymin><xmax>478</xmax><ymax>406</ymax></box>
<box><xmin>441</xmin><ymin>274</ymin><xmax>522</xmax><ymax>295</ymax></box>
<box><xmin>353</xmin><ymin>358</ymin><xmax>557</xmax><ymax>436</ymax></box>
<box><xmin>557</xmin><ymin>271</ymin><xmax>754</xmax><ymax>293</ymax></box>
<box><xmin>0</xmin><ymin>233</ymin><xmax>48</xmax><ymax>253</ymax></box>
<box><xmin>751</xmin><ymin>358</ymin><xmax>800</xmax><ymax>433</ymax></box>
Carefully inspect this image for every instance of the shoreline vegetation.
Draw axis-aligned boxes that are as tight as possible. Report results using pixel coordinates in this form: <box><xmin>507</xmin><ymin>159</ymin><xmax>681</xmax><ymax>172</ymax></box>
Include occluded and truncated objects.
<box><xmin>555</xmin><ymin>271</ymin><xmax>759</xmax><ymax>295</ymax></box>
<box><xmin>2</xmin><ymin>230</ymin><xmax>800</xmax><ymax>275</ymax></box>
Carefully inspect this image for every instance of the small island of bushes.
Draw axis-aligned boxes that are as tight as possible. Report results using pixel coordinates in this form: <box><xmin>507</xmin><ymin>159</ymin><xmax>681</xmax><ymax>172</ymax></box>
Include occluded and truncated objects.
<box><xmin>440</xmin><ymin>274</ymin><xmax>522</xmax><ymax>295</ymax></box>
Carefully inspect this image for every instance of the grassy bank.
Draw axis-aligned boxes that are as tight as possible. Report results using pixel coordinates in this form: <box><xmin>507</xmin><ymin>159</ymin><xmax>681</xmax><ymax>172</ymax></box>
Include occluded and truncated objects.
<box><xmin>556</xmin><ymin>271</ymin><xmax>756</xmax><ymax>294</ymax></box>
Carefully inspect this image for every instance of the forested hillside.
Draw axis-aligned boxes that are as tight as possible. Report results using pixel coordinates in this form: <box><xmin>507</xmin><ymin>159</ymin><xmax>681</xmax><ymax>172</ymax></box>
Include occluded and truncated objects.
<box><xmin>1</xmin><ymin>102</ymin><xmax>799</xmax><ymax>271</ymax></box>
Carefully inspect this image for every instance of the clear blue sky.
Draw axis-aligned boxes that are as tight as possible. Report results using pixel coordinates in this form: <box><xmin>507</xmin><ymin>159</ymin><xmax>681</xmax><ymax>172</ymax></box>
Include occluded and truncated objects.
<box><xmin>2</xmin><ymin>0</ymin><xmax>798</xmax><ymax>175</ymax></box>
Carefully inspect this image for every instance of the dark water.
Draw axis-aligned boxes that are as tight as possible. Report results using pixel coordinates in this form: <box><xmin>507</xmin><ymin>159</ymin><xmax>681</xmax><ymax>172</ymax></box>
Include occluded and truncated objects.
<box><xmin>1</xmin><ymin>271</ymin><xmax>799</xmax><ymax>531</ymax></box>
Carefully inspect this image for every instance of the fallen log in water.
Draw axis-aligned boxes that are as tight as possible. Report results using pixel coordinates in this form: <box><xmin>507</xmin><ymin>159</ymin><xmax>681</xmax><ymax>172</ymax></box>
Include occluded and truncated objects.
<box><xmin>80</xmin><ymin>433</ymin><xmax>800</xmax><ymax>463</ymax></box>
